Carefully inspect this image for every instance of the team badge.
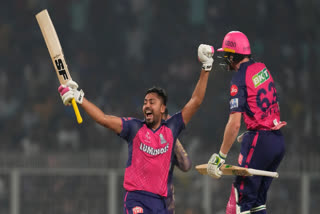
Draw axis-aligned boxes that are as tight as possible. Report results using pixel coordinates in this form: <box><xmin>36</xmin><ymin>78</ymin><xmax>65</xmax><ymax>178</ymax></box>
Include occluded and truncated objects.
<box><xmin>133</xmin><ymin>206</ymin><xmax>144</xmax><ymax>214</ymax></box>
<box><xmin>144</xmin><ymin>131</ymin><xmax>151</xmax><ymax>143</ymax></box>
<box><xmin>159</xmin><ymin>133</ymin><xmax>167</xmax><ymax>144</ymax></box>
<box><xmin>230</xmin><ymin>85</ymin><xmax>238</xmax><ymax>96</ymax></box>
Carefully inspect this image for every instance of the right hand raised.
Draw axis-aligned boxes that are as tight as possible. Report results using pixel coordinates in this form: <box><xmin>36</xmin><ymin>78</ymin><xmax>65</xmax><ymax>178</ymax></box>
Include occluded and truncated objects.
<box><xmin>58</xmin><ymin>80</ymin><xmax>84</xmax><ymax>106</ymax></box>
<box><xmin>198</xmin><ymin>44</ymin><xmax>214</xmax><ymax>71</ymax></box>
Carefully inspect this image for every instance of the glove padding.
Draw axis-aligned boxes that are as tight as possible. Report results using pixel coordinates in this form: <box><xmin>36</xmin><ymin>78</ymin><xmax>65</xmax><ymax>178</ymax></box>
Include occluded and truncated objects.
<box><xmin>198</xmin><ymin>44</ymin><xmax>214</xmax><ymax>71</ymax></box>
<box><xmin>207</xmin><ymin>151</ymin><xmax>226</xmax><ymax>179</ymax></box>
<box><xmin>66</xmin><ymin>80</ymin><xmax>79</xmax><ymax>90</ymax></box>
<box><xmin>58</xmin><ymin>80</ymin><xmax>84</xmax><ymax>106</ymax></box>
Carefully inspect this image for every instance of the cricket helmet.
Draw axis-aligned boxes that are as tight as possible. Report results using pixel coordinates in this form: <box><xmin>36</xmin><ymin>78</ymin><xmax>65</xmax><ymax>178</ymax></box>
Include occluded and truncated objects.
<box><xmin>217</xmin><ymin>31</ymin><xmax>251</xmax><ymax>55</ymax></box>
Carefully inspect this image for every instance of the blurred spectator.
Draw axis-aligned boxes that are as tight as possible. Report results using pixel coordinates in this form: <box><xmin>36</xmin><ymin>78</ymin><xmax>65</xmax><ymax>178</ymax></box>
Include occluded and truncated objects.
<box><xmin>56</xmin><ymin>119</ymin><xmax>81</xmax><ymax>150</ymax></box>
<box><xmin>0</xmin><ymin>1</ymin><xmax>318</xmax><ymax>214</ymax></box>
<box><xmin>0</xmin><ymin>0</ymin><xmax>318</xmax><ymax>170</ymax></box>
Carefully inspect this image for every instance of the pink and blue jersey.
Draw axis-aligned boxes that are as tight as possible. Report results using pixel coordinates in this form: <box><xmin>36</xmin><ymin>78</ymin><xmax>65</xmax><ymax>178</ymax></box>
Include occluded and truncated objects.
<box><xmin>119</xmin><ymin>112</ymin><xmax>185</xmax><ymax>197</ymax></box>
<box><xmin>229</xmin><ymin>60</ymin><xmax>281</xmax><ymax>130</ymax></box>
<box><xmin>226</xmin><ymin>60</ymin><xmax>286</xmax><ymax>213</ymax></box>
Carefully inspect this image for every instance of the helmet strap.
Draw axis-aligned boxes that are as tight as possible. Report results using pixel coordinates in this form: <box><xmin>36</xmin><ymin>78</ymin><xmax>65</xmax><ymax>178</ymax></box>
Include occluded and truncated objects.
<box><xmin>223</xmin><ymin>52</ymin><xmax>251</xmax><ymax>71</ymax></box>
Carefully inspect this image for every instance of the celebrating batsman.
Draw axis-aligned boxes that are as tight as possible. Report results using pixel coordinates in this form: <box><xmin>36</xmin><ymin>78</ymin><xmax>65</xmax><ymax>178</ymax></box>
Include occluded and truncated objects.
<box><xmin>207</xmin><ymin>31</ymin><xmax>286</xmax><ymax>214</ymax></box>
<box><xmin>58</xmin><ymin>44</ymin><xmax>214</xmax><ymax>214</ymax></box>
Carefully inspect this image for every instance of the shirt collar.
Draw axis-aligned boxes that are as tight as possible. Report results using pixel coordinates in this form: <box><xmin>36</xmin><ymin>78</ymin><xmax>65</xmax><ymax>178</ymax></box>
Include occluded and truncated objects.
<box><xmin>238</xmin><ymin>59</ymin><xmax>255</xmax><ymax>72</ymax></box>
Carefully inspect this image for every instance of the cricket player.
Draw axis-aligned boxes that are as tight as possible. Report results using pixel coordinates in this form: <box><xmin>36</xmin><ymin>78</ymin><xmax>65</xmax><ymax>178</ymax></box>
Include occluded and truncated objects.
<box><xmin>162</xmin><ymin>109</ymin><xmax>192</xmax><ymax>214</ymax></box>
<box><xmin>58</xmin><ymin>44</ymin><xmax>214</xmax><ymax>214</ymax></box>
<box><xmin>206</xmin><ymin>31</ymin><xmax>286</xmax><ymax>214</ymax></box>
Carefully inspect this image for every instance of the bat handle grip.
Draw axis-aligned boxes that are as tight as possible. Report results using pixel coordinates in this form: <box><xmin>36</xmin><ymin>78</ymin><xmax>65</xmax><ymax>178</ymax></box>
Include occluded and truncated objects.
<box><xmin>71</xmin><ymin>98</ymin><xmax>83</xmax><ymax>124</ymax></box>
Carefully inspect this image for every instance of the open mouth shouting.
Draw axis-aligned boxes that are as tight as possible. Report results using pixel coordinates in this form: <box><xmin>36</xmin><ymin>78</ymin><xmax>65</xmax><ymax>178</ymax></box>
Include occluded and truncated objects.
<box><xmin>145</xmin><ymin>109</ymin><xmax>153</xmax><ymax>121</ymax></box>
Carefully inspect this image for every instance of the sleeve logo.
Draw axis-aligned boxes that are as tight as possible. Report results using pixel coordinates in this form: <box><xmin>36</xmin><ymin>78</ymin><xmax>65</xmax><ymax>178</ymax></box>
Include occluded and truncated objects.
<box><xmin>230</xmin><ymin>98</ymin><xmax>239</xmax><ymax>109</ymax></box>
<box><xmin>133</xmin><ymin>206</ymin><xmax>144</xmax><ymax>214</ymax></box>
<box><xmin>252</xmin><ymin>68</ymin><xmax>270</xmax><ymax>88</ymax></box>
<box><xmin>230</xmin><ymin>85</ymin><xmax>238</xmax><ymax>96</ymax></box>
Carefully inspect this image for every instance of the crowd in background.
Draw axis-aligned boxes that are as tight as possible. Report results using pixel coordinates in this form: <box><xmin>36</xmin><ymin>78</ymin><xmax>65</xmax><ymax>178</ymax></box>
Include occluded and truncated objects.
<box><xmin>0</xmin><ymin>0</ymin><xmax>319</xmax><ymax>213</ymax></box>
<box><xmin>0</xmin><ymin>0</ymin><xmax>319</xmax><ymax>164</ymax></box>
<box><xmin>0</xmin><ymin>0</ymin><xmax>318</xmax><ymax>164</ymax></box>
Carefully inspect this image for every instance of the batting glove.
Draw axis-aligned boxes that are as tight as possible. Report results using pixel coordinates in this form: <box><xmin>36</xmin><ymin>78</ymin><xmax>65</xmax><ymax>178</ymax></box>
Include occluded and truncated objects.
<box><xmin>66</xmin><ymin>80</ymin><xmax>78</xmax><ymax>90</ymax></box>
<box><xmin>207</xmin><ymin>151</ymin><xmax>226</xmax><ymax>179</ymax></box>
<box><xmin>198</xmin><ymin>44</ymin><xmax>214</xmax><ymax>71</ymax></box>
<box><xmin>58</xmin><ymin>81</ymin><xmax>84</xmax><ymax>106</ymax></box>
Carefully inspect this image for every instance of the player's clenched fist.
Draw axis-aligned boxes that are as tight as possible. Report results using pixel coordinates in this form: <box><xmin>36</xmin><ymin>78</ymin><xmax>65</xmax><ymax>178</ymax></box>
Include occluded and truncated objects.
<box><xmin>198</xmin><ymin>44</ymin><xmax>214</xmax><ymax>71</ymax></box>
<box><xmin>58</xmin><ymin>80</ymin><xmax>84</xmax><ymax>106</ymax></box>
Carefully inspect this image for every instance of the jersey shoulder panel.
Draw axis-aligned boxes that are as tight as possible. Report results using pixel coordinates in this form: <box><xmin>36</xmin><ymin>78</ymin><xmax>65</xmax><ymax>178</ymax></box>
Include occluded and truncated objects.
<box><xmin>119</xmin><ymin>117</ymin><xmax>144</xmax><ymax>142</ymax></box>
<box><xmin>165</xmin><ymin>112</ymin><xmax>185</xmax><ymax>138</ymax></box>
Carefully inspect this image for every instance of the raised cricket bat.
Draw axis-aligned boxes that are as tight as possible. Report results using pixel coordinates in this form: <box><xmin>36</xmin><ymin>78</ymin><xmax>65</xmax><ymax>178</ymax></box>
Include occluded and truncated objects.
<box><xmin>195</xmin><ymin>164</ymin><xmax>279</xmax><ymax>178</ymax></box>
<box><xmin>36</xmin><ymin>9</ymin><xmax>83</xmax><ymax>124</ymax></box>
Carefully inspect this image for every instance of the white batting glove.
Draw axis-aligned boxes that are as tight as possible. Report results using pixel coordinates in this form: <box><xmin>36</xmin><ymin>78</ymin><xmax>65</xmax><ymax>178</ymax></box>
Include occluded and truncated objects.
<box><xmin>66</xmin><ymin>80</ymin><xmax>79</xmax><ymax>90</ymax></box>
<box><xmin>198</xmin><ymin>44</ymin><xmax>214</xmax><ymax>71</ymax></box>
<box><xmin>207</xmin><ymin>151</ymin><xmax>226</xmax><ymax>179</ymax></box>
<box><xmin>58</xmin><ymin>81</ymin><xmax>84</xmax><ymax>106</ymax></box>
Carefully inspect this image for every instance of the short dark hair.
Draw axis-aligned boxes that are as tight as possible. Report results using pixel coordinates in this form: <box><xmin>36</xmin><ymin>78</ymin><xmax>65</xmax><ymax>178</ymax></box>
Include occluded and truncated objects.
<box><xmin>145</xmin><ymin>87</ymin><xmax>167</xmax><ymax>105</ymax></box>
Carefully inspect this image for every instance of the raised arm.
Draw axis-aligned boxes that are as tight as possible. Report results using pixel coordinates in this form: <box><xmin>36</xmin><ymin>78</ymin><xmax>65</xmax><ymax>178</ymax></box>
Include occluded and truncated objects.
<box><xmin>181</xmin><ymin>44</ymin><xmax>214</xmax><ymax>125</ymax></box>
<box><xmin>58</xmin><ymin>80</ymin><xmax>122</xmax><ymax>134</ymax></box>
<box><xmin>81</xmin><ymin>98</ymin><xmax>122</xmax><ymax>134</ymax></box>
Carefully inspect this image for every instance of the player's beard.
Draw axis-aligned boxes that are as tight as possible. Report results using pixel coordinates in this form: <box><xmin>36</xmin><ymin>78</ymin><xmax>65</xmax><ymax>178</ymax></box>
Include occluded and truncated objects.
<box><xmin>145</xmin><ymin>113</ymin><xmax>161</xmax><ymax>129</ymax></box>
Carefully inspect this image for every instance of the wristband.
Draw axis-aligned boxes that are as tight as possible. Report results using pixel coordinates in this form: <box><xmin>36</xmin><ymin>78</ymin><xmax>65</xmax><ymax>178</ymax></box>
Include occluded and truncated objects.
<box><xmin>219</xmin><ymin>151</ymin><xmax>227</xmax><ymax>159</ymax></box>
<box><xmin>202</xmin><ymin>64</ymin><xmax>212</xmax><ymax>71</ymax></box>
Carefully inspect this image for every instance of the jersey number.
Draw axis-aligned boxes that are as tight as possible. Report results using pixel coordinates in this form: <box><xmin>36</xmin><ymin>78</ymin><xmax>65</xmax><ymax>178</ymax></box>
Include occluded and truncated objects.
<box><xmin>256</xmin><ymin>82</ymin><xmax>277</xmax><ymax>112</ymax></box>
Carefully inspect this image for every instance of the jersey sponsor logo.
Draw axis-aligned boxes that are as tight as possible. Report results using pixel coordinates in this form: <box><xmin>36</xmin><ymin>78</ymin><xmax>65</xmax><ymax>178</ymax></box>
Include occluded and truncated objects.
<box><xmin>140</xmin><ymin>143</ymin><xmax>169</xmax><ymax>156</ymax></box>
<box><xmin>230</xmin><ymin>85</ymin><xmax>238</xmax><ymax>96</ymax></box>
<box><xmin>230</xmin><ymin>98</ymin><xmax>238</xmax><ymax>109</ymax></box>
<box><xmin>252</xmin><ymin>68</ymin><xmax>270</xmax><ymax>88</ymax></box>
<box><xmin>132</xmin><ymin>206</ymin><xmax>144</xmax><ymax>214</ymax></box>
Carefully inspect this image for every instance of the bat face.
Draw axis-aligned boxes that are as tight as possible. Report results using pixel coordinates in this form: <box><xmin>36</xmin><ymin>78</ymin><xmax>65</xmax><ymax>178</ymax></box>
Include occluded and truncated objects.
<box><xmin>36</xmin><ymin>9</ymin><xmax>82</xmax><ymax>124</ymax></box>
<box><xmin>230</xmin><ymin>169</ymin><xmax>250</xmax><ymax>176</ymax></box>
<box><xmin>36</xmin><ymin>10</ymin><xmax>72</xmax><ymax>85</ymax></box>
<box><xmin>54</xmin><ymin>57</ymin><xmax>70</xmax><ymax>84</ymax></box>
